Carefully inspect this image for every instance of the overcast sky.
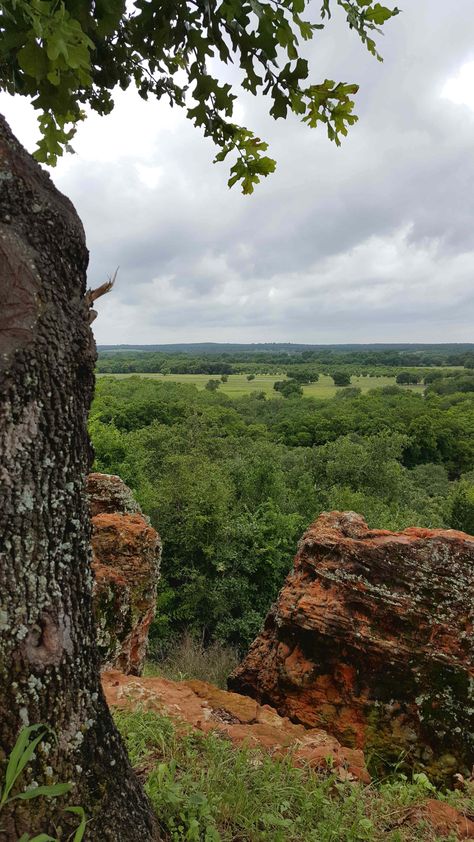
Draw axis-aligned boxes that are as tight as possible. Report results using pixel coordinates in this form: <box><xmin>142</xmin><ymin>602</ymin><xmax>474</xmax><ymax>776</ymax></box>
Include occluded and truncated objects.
<box><xmin>2</xmin><ymin>1</ymin><xmax>474</xmax><ymax>344</ymax></box>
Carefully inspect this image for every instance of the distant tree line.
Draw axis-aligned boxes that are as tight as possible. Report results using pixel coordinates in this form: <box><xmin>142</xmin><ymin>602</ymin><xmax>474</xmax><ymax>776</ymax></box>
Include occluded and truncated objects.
<box><xmin>96</xmin><ymin>347</ymin><xmax>474</xmax><ymax>376</ymax></box>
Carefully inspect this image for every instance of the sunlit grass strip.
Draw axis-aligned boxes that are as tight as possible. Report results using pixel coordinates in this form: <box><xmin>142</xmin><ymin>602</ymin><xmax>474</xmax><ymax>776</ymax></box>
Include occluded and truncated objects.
<box><xmin>95</xmin><ymin>372</ymin><xmax>425</xmax><ymax>400</ymax></box>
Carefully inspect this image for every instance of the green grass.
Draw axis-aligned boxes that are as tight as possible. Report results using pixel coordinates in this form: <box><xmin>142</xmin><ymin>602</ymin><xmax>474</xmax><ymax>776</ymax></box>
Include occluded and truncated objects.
<box><xmin>96</xmin><ymin>372</ymin><xmax>425</xmax><ymax>400</ymax></box>
<box><xmin>302</xmin><ymin>374</ymin><xmax>424</xmax><ymax>400</ymax></box>
<box><xmin>115</xmin><ymin>709</ymin><xmax>472</xmax><ymax>842</ymax></box>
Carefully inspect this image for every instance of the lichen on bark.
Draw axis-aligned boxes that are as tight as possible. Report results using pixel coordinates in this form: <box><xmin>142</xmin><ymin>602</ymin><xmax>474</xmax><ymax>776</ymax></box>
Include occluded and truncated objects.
<box><xmin>0</xmin><ymin>115</ymin><xmax>159</xmax><ymax>840</ymax></box>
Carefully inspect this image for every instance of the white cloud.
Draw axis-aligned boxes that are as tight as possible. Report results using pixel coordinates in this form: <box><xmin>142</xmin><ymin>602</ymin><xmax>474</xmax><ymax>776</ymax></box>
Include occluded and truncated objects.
<box><xmin>92</xmin><ymin>225</ymin><xmax>474</xmax><ymax>343</ymax></box>
<box><xmin>442</xmin><ymin>61</ymin><xmax>474</xmax><ymax>111</ymax></box>
<box><xmin>2</xmin><ymin>1</ymin><xmax>474</xmax><ymax>344</ymax></box>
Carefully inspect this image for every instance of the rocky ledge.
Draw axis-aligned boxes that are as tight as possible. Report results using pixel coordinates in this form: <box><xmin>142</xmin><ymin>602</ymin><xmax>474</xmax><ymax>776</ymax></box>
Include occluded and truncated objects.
<box><xmin>87</xmin><ymin>473</ymin><xmax>161</xmax><ymax>675</ymax></box>
<box><xmin>102</xmin><ymin>669</ymin><xmax>369</xmax><ymax>782</ymax></box>
<box><xmin>229</xmin><ymin>511</ymin><xmax>474</xmax><ymax>784</ymax></box>
<box><xmin>103</xmin><ymin>670</ymin><xmax>474</xmax><ymax>840</ymax></box>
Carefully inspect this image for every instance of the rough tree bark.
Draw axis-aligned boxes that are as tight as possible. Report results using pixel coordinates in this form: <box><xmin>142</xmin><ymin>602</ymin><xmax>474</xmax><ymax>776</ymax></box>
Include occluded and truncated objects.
<box><xmin>0</xmin><ymin>117</ymin><xmax>160</xmax><ymax>840</ymax></box>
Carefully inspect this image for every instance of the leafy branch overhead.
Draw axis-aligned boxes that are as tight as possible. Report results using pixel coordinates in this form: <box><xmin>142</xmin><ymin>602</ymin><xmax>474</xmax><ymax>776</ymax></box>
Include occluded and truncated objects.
<box><xmin>0</xmin><ymin>0</ymin><xmax>399</xmax><ymax>191</ymax></box>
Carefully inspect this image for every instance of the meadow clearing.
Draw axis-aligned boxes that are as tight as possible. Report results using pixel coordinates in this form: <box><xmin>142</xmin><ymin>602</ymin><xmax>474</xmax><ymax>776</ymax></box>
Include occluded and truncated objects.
<box><xmin>96</xmin><ymin>371</ymin><xmax>426</xmax><ymax>399</ymax></box>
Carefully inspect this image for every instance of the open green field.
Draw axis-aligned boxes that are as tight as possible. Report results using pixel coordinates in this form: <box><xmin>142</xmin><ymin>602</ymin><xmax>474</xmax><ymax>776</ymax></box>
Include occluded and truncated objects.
<box><xmin>96</xmin><ymin>371</ymin><xmax>426</xmax><ymax>399</ymax></box>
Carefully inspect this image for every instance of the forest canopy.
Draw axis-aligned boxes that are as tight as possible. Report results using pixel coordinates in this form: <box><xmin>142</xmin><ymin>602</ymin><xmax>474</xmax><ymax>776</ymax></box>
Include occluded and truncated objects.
<box><xmin>90</xmin><ymin>368</ymin><xmax>474</xmax><ymax>651</ymax></box>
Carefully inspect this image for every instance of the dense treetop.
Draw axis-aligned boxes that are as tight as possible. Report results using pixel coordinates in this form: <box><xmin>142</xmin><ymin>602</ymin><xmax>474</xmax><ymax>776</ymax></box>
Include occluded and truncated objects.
<box><xmin>1</xmin><ymin>0</ymin><xmax>398</xmax><ymax>190</ymax></box>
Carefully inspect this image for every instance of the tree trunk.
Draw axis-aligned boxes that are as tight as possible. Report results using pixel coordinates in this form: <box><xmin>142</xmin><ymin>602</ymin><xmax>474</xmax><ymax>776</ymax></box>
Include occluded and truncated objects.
<box><xmin>0</xmin><ymin>117</ymin><xmax>160</xmax><ymax>840</ymax></box>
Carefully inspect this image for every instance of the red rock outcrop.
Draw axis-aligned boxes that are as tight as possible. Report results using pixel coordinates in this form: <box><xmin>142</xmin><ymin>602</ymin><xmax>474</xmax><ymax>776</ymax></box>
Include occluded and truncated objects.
<box><xmin>102</xmin><ymin>670</ymin><xmax>369</xmax><ymax>782</ymax></box>
<box><xmin>103</xmin><ymin>670</ymin><xmax>474</xmax><ymax>840</ymax></box>
<box><xmin>229</xmin><ymin>511</ymin><xmax>474</xmax><ymax>784</ymax></box>
<box><xmin>87</xmin><ymin>473</ymin><xmax>161</xmax><ymax>675</ymax></box>
<box><xmin>88</xmin><ymin>471</ymin><xmax>142</xmax><ymax>518</ymax></box>
<box><xmin>420</xmin><ymin>800</ymin><xmax>474</xmax><ymax>840</ymax></box>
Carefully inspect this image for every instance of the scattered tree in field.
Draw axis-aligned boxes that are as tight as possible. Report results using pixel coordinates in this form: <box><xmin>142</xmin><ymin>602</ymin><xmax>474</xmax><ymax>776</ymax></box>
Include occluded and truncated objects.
<box><xmin>0</xmin><ymin>0</ymin><xmax>399</xmax><ymax>836</ymax></box>
<box><xmin>205</xmin><ymin>379</ymin><xmax>221</xmax><ymax>392</ymax></box>
<box><xmin>396</xmin><ymin>371</ymin><xmax>421</xmax><ymax>385</ymax></box>
<box><xmin>289</xmin><ymin>369</ymin><xmax>319</xmax><ymax>384</ymax></box>
<box><xmin>221</xmin><ymin>374</ymin><xmax>229</xmax><ymax>383</ymax></box>
<box><xmin>274</xmin><ymin>379</ymin><xmax>303</xmax><ymax>398</ymax></box>
<box><xmin>423</xmin><ymin>371</ymin><xmax>444</xmax><ymax>385</ymax></box>
<box><xmin>332</xmin><ymin>371</ymin><xmax>351</xmax><ymax>387</ymax></box>
<box><xmin>247</xmin><ymin>374</ymin><xmax>256</xmax><ymax>381</ymax></box>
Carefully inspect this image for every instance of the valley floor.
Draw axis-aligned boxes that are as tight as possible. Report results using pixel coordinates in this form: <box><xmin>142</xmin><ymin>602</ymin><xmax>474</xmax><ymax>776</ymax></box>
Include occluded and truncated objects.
<box><xmin>96</xmin><ymin>371</ymin><xmax>425</xmax><ymax>400</ymax></box>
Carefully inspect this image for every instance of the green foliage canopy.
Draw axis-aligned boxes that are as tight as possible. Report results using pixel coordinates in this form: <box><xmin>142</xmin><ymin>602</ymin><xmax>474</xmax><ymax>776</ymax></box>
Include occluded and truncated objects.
<box><xmin>205</xmin><ymin>378</ymin><xmax>221</xmax><ymax>391</ymax></box>
<box><xmin>1</xmin><ymin>0</ymin><xmax>398</xmax><ymax>191</ymax></box>
<box><xmin>89</xmin><ymin>370</ymin><xmax>474</xmax><ymax>650</ymax></box>
<box><xmin>331</xmin><ymin>370</ymin><xmax>351</xmax><ymax>386</ymax></box>
<box><xmin>273</xmin><ymin>378</ymin><xmax>303</xmax><ymax>397</ymax></box>
<box><xmin>450</xmin><ymin>480</ymin><xmax>474</xmax><ymax>535</ymax></box>
<box><xmin>396</xmin><ymin>371</ymin><xmax>421</xmax><ymax>385</ymax></box>
<box><xmin>288</xmin><ymin>369</ymin><xmax>319</xmax><ymax>384</ymax></box>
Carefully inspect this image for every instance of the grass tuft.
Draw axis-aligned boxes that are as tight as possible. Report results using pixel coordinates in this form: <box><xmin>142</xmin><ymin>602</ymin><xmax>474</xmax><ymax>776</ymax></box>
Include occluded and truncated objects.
<box><xmin>145</xmin><ymin>633</ymin><xmax>239</xmax><ymax>689</ymax></box>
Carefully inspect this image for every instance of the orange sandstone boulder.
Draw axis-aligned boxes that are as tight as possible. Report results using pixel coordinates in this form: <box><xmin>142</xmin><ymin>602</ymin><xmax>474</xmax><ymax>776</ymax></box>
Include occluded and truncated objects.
<box><xmin>229</xmin><ymin>511</ymin><xmax>474</xmax><ymax>784</ymax></box>
<box><xmin>87</xmin><ymin>473</ymin><xmax>161</xmax><ymax>675</ymax></box>
<box><xmin>420</xmin><ymin>800</ymin><xmax>474</xmax><ymax>840</ymax></box>
<box><xmin>102</xmin><ymin>670</ymin><xmax>369</xmax><ymax>782</ymax></box>
<box><xmin>103</xmin><ymin>671</ymin><xmax>474</xmax><ymax>840</ymax></box>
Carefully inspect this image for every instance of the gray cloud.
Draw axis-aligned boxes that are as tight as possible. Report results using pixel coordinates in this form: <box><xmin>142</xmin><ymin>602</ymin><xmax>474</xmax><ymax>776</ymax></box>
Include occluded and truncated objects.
<box><xmin>2</xmin><ymin>0</ymin><xmax>474</xmax><ymax>343</ymax></box>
